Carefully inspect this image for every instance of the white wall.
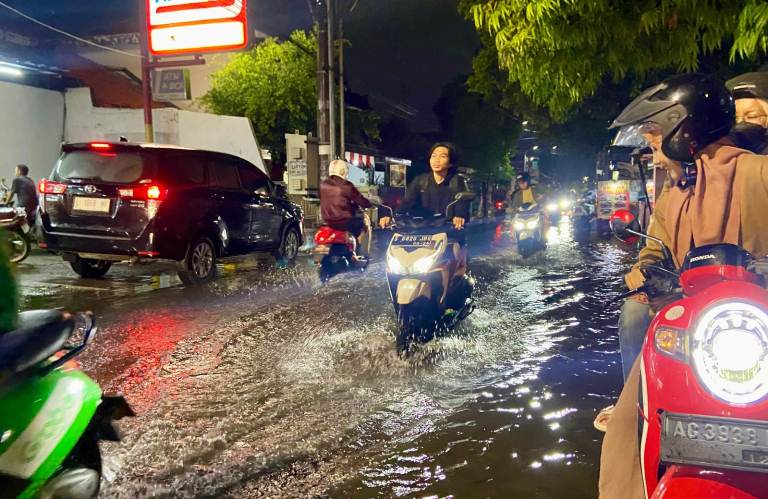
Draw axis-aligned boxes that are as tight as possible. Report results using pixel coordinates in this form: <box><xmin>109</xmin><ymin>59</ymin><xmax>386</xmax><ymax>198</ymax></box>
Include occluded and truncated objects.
<box><xmin>0</xmin><ymin>81</ymin><xmax>64</xmax><ymax>184</ymax></box>
<box><xmin>63</xmin><ymin>88</ymin><xmax>267</xmax><ymax>173</ymax></box>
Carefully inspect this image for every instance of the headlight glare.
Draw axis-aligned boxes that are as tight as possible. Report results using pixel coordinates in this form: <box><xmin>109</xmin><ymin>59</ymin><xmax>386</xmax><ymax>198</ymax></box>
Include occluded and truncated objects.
<box><xmin>387</xmin><ymin>253</ymin><xmax>406</xmax><ymax>274</ymax></box>
<box><xmin>514</xmin><ymin>221</ymin><xmax>525</xmax><ymax>231</ymax></box>
<box><xmin>546</xmin><ymin>203</ymin><xmax>558</xmax><ymax>212</ymax></box>
<box><xmin>412</xmin><ymin>252</ymin><xmax>439</xmax><ymax>274</ymax></box>
<box><xmin>526</xmin><ymin>220</ymin><xmax>539</xmax><ymax>230</ymax></box>
<box><xmin>693</xmin><ymin>302</ymin><xmax>768</xmax><ymax>404</ymax></box>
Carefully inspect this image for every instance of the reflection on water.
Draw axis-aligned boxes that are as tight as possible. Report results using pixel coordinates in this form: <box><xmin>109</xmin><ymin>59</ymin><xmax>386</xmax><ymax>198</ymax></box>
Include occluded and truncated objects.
<box><xmin>84</xmin><ymin>219</ymin><xmax>633</xmax><ymax>498</ymax></box>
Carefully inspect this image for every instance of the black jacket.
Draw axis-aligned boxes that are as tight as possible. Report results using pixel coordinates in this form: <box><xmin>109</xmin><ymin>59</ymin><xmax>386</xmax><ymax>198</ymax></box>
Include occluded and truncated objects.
<box><xmin>400</xmin><ymin>172</ymin><xmax>470</xmax><ymax>219</ymax></box>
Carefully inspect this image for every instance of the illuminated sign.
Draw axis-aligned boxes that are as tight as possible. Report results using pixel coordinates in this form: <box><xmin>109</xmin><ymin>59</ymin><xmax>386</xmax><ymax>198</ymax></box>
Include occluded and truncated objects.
<box><xmin>147</xmin><ymin>0</ymin><xmax>248</xmax><ymax>56</ymax></box>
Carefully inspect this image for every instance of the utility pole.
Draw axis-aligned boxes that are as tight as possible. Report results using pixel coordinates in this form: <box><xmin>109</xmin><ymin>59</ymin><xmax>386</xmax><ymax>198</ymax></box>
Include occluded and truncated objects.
<box><xmin>338</xmin><ymin>18</ymin><xmax>346</xmax><ymax>157</ymax></box>
<box><xmin>139</xmin><ymin>0</ymin><xmax>154</xmax><ymax>142</ymax></box>
<box><xmin>327</xmin><ymin>0</ymin><xmax>337</xmax><ymax>159</ymax></box>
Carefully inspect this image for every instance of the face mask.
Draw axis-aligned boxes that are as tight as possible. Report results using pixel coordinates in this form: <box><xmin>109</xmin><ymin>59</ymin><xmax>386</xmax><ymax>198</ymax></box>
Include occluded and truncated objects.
<box><xmin>731</xmin><ymin>122</ymin><xmax>768</xmax><ymax>153</ymax></box>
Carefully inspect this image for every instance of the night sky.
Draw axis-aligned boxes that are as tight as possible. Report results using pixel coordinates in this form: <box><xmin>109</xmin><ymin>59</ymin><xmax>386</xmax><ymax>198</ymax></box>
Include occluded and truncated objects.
<box><xmin>0</xmin><ymin>0</ymin><xmax>478</xmax><ymax>130</ymax></box>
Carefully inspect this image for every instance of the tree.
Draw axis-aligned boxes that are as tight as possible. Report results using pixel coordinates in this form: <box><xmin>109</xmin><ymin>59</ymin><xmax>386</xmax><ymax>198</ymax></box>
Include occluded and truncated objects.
<box><xmin>460</xmin><ymin>0</ymin><xmax>768</xmax><ymax>118</ymax></box>
<box><xmin>202</xmin><ymin>31</ymin><xmax>318</xmax><ymax>165</ymax></box>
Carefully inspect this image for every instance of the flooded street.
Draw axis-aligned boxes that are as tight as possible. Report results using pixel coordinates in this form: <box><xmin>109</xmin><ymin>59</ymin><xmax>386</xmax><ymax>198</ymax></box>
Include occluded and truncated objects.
<box><xmin>21</xmin><ymin>219</ymin><xmax>632</xmax><ymax>498</ymax></box>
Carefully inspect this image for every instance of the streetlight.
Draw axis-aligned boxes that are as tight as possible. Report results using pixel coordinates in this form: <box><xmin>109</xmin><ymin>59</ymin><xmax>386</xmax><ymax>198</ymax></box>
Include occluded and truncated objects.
<box><xmin>532</xmin><ymin>145</ymin><xmax>539</xmax><ymax>151</ymax></box>
<box><xmin>552</xmin><ymin>145</ymin><xmax>558</xmax><ymax>151</ymax></box>
<box><xmin>522</xmin><ymin>120</ymin><xmax>529</xmax><ymax>126</ymax></box>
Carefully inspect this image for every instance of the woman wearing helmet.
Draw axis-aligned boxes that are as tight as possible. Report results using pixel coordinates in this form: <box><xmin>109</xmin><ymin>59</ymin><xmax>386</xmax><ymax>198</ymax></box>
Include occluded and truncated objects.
<box><xmin>599</xmin><ymin>73</ymin><xmax>768</xmax><ymax>499</ymax></box>
<box><xmin>510</xmin><ymin>172</ymin><xmax>538</xmax><ymax>211</ymax></box>
<box><xmin>727</xmin><ymin>71</ymin><xmax>768</xmax><ymax>154</ymax></box>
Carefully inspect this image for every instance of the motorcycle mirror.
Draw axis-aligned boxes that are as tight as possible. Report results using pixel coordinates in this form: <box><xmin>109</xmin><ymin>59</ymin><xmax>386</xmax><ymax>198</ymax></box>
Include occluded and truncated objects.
<box><xmin>454</xmin><ymin>192</ymin><xmax>476</xmax><ymax>202</ymax></box>
<box><xmin>610</xmin><ymin>209</ymin><xmax>641</xmax><ymax>244</ymax></box>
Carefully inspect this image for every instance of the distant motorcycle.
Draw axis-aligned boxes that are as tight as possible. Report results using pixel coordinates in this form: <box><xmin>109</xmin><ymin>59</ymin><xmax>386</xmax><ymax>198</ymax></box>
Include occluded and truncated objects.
<box><xmin>513</xmin><ymin>203</ymin><xmax>546</xmax><ymax>258</ymax></box>
<box><xmin>493</xmin><ymin>200</ymin><xmax>507</xmax><ymax>218</ymax></box>
<box><xmin>313</xmin><ymin>225</ymin><xmax>368</xmax><ymax>282</ymax></box>
<box><xmin>0</xmin><ymin>206</ymin><xmax>31</xmax><ymax>263</ymax></box>
<box><xmin>572</xmin><ymin>196</ymin><xmax>595</xmax><ymax>239</ymax></box>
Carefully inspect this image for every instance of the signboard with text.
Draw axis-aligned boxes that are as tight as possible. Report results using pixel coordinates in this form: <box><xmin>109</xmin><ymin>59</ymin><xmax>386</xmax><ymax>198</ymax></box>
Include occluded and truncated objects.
<box><xmin>147</xmin><ymin>0</ymin><xmax>248</xmax><ymax>56</ymax></box>
<box><xmin>152</xmin><ymin>69</ymin><xmax>191</xmax><ymax>100</ymax></box>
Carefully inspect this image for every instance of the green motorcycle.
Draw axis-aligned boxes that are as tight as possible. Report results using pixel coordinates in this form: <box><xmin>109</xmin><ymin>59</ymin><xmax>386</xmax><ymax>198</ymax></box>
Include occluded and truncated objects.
<box><xmin>0</xmin><ymin>310</ymin><xmax>133</xmax><ymax>498</ymax></box>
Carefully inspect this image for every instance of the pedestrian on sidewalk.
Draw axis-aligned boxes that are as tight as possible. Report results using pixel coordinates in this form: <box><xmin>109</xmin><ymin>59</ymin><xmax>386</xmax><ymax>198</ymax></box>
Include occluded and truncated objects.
<box><xmin>5</xmin><ymin>165</ymin><xmax>38</xmax><ymax>226</ymax></box>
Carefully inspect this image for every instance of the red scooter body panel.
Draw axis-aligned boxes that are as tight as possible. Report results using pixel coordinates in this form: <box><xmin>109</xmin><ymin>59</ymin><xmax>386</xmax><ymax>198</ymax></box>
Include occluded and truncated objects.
<box><xmin>651</xmin><ymin>465</ymin><xmax>763</xmax><ymax>499</ymax></box>
<box><xmin>641</xmin><ymin>265</ymin><xmax>768</xmax><ymax>496</ymax></box>
<box><xmin>314</xmin><ymin>226</ymin><xmax>354</xmax><ymax>251</ymax></box>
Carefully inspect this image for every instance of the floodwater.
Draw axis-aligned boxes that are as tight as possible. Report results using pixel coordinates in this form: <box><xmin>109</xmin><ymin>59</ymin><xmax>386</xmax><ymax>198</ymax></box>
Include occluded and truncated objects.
<box><xmin>59</xmin><ymin>218</ymin><xmax>633</xmax><ymax>498</ymax></box>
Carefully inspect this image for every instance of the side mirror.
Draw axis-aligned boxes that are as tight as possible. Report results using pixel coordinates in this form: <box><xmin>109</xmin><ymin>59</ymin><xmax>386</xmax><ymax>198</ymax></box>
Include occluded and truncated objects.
<box><xmin>610</xmin><ymin>209</ymin><xmax>641</xmax><ymax>244</ymax></box>
<box><xmin>454</xmin><ymin>192</ymin><xmax>476</xmax><ymax>202</ymax></box>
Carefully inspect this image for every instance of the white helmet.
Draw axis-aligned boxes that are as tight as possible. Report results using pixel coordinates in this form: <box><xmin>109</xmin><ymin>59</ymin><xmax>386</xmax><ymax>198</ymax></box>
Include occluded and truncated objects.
<box><xmin>328</xmin><ymin>159</ymin><xmax>349</xmax><ymax>179</ymax></box>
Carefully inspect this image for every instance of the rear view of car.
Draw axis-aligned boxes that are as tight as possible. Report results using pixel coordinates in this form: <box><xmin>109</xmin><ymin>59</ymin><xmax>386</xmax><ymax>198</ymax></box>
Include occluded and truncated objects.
<box><xmin>40</xmin><ymin>142</ymin><xmax>304</xmax><ymax>284</ymax></box>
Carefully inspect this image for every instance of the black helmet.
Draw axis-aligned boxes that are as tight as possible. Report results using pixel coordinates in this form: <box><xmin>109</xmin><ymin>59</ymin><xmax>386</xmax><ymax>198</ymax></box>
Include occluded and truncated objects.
<box><xmin>610</xmin><ymin>73</ymin><xmax>734</xmax><ymax>162</ymax></box>
<box><xmin>516</xmin><ymin>172</ymin><xmax>531</xmax><ymax>184</ymax></box>
<box><xmin>727</xmin><ymin>72</ymin><xmax>768</xmax><ymax>100</ymax></box>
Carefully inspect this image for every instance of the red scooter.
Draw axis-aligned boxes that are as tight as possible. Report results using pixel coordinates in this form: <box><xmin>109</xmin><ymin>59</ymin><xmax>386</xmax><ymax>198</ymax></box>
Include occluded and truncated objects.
<box><xmin>611</xmin><ymin>209</ymin><xmax>768</xmax><ymax>498</ymax></box>
<box><xmin>313</xmin><ymin>226</ymin><xmax>368</xmax><ymax>282</ymax></box>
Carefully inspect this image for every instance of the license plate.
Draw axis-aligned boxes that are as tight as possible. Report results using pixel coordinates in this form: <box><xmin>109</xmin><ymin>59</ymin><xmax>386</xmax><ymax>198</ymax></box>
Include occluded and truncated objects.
<box><xmin>662</xmin><ymin>413</ymin><xmax>768</xmax><ymax>472</ymax></box>
<box><xmin>392</xmin><ymin>234</ymin><xmax>437</xmax><ymax>248</ymax></box>
<box><xmin>518</xmin><ymin>232</ymin><xmax>530</xmax><ymax>240</ymax></box>
<box><xmin>73</xmin><ymin>197</ymin><xmax>110</xmax><ymax>213</ymax></box>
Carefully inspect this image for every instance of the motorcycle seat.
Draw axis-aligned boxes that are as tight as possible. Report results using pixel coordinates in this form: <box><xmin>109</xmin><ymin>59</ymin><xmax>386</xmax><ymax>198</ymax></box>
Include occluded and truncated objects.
<box><xmin>0</xmin><ymin>310</ymin><xmax>74</xmax><ymax>374</ymax></box>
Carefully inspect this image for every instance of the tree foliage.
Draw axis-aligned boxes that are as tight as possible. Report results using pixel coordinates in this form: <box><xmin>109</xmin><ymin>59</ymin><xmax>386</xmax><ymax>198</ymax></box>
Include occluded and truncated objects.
<box><xmin>434</xmin><ymin>76</ymin><xmax>520</xmax><ymax>181</ymax></box>
<box><xmin>202</xmin><ymin>31</ymin><xmax>318</xmax><ymax>162</ymax></box>
<box><xmin>460</xmin><ymin>0</ymin><xmax>768</xmax><ymax>117</ymax></box>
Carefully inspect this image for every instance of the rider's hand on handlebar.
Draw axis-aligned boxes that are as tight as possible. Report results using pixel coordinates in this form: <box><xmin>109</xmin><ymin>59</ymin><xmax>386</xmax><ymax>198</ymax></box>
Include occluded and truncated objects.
<box><xmin>452</xmin><ymin>217</ymin><xmax>466</xmax><ymax>231</ymax></box>
<box><xmin>379</xmin><ymin>216</ymin><xmax>392</xmax><ymax>229</ymax></box>
<box><xmin>624</xmin><ymin>267</ymin><xmax>646</xmax><ymax>291</ymax></box>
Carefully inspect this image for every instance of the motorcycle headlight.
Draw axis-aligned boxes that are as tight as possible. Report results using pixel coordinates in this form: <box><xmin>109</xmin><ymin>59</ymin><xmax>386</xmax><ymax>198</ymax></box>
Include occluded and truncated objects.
<box><xmin>546</xmin><ymin>203</ymin><xmax>558</xmax><ymax>212</ymax></box>
<box><xmin>387</xmin><ymin>252</ymin><xmax>406</xmax><ymax>274</ymax></box>
<box><xmin>411</xmin><ymin>252</ymin><xmax>440</xmax><ymax>274</ymax></box>
<box><xmin>526</xmin><ymin>220</ymin><xmax>539</xmax><ymax>230</ymax></box>
<box><xmin>514</xmin><ymin>221</ymin><xmax>526</xmax><ymax>231</ymax></box>
<box><xmin>560</xmin><ymin>199</ymin><xmax>572</xmax><ymax>209</ymax></box>
<box><xmin>692</xmin><ymin>302</ymin><xmax>768</xmax><ymax>404</ymax></box>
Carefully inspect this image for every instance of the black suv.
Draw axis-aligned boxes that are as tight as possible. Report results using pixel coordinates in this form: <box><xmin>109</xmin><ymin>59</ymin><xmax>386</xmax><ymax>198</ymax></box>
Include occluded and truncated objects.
<box><xmin>40</xmin><ymin>142</ymin><xmax>304</xmax><ymax>284</ymax></box>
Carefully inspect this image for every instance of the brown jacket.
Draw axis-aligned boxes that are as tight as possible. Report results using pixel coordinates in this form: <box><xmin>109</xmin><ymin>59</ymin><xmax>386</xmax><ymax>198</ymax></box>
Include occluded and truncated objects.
<box><xmin>601</xmin><ymin>143</ymin><xmax>768</xmax><ymax>499</ymax></box>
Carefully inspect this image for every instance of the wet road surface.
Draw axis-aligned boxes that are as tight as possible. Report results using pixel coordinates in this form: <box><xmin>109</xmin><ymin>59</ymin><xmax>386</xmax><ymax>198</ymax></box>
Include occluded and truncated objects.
<box><xmin>16</xmin><ymin>219</ymin><xmax>633</xmax><ymax>498</ymax></box>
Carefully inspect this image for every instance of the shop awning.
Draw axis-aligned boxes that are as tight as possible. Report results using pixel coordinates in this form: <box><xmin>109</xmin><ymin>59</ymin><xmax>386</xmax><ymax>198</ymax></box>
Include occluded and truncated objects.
<box><xmin>345</xmin><ymin>151</ymin><xmax>375</xmax><ymax>169</ymax></box>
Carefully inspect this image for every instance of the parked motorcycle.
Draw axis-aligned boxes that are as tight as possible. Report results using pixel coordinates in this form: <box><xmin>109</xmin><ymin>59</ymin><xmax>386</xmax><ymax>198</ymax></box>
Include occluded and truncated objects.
<box><xmin>611</xmin><ymin>208</ymin><xmax>768</xmax><ymax>498</ymax></box>
<box><xmin>0</xmin><ymin>207</ymin><xmax>31</xmax><ymax>263</ymax></box>
<box><xmin>513</xmin><ymin>203</ymin><xmax>546</xmax><ymax>258</ymax></box>
<box><xmin>0</xmin><ymin>310</ymin><xmax>133</xmax><ymax>498</ymax></box>
<box><xmin>313</xmin><ymin>225</ymin><xmax>368</xmax><ymax>282</ymax></box>
<box><xmin>384</xmin><ymin>192</ymin><xmax>476</xmax><ymax>351</ymax></box>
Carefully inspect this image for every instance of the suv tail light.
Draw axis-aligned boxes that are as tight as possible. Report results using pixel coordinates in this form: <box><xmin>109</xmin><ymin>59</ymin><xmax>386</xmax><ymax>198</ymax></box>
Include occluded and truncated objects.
<box><xmin>39</xmin><ymin>179</ymin><xmax>67</xmax><ymax>195</ymax></box>
<box><xmin>118</xmin><ymin>184</ymin><xmax>168</xmax><ymax>201</ymax></box>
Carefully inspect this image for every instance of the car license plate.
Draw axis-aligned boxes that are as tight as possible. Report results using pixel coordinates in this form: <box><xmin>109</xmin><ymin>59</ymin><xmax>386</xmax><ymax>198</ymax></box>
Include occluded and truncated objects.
<box><xmin>392</xmin><ymin>234</ymin><xmax>437</xmax><ymax>248</ymax></box>
<box><xmin>662</xmin><ymin>413</ymin><xmax>768</xmax><ymax>472</ymax></box>
<box><xmin>73</xmin><ymin>197</ymin><xmax>110</xmax><ymax>213</ymax></box>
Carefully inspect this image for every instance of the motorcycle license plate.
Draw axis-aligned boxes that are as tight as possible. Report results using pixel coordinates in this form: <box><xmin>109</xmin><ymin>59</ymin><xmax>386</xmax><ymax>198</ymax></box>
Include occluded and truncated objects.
<box><xmin>518</xmin><ymin>231</ymin><xmax>530</xmax><ymax>241</ymax></box>
<box><xmin>392</xmin><ymin>234</ymin><xmax>437</xmax><ymax>249</ymax></box>
<box><xmin>661</xmin><ymin>413</ymin><xmax>768</xmax><ymax>472</ymax></box>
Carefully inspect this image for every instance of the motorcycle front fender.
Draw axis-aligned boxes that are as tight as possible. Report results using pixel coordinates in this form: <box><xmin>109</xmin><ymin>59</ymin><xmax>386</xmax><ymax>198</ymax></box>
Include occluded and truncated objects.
<box><xmin>396</xmin><ymin>278</ymin><xmax>431</xmax><ymax>305</ymax></box>
<box><xmin>651</xmin><ymin>465</ymin><xmax>766</xmax><ymax>499</ymax></box>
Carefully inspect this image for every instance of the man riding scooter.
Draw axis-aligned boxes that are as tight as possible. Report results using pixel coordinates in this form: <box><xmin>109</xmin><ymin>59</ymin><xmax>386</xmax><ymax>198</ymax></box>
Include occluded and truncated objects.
<box><xmin>598</xmin><ymin>73</ymin><xmax>768</xmax><ymax>499</ymax></box>
<box><xmin>319</xmin><ymin>159</ymin><xmax>373</xmax><ymax>260</ymax></box>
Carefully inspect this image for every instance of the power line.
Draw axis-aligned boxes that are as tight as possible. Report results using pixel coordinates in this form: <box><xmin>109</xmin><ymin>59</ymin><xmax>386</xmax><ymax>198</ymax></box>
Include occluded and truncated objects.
<box><xmin>0</xmin><ymin>1</ymin><xmax>144</xmax><ymax>59</ymax></box>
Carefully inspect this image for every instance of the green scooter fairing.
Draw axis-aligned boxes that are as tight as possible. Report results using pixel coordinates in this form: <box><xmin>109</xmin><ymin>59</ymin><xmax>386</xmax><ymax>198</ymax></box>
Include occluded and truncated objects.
<box><xmin>0</xmin><ymin>367</ymin><xmax>102</xmax><ymax>498</ymax></box>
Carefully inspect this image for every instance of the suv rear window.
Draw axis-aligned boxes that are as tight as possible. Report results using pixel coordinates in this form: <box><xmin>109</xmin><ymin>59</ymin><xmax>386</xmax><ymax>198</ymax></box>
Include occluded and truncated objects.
<box><xmin>54</xmin><ymin>151</ymin><xmax>153</xmax><ymax>184</ymax></box>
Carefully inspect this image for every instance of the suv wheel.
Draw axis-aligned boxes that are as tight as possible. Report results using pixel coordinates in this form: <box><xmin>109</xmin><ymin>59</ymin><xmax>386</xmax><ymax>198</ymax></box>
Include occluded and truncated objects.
<box><xmin>178</xmin><ymin>237</ymin><xmax>217</xmax><ymax>285</ymax></box>
<box><xmin>70</xmin><ymin>258</ymin><xmax>112</xmax><ymax>278</ymax></box>
<box><xmin>273</xmin><ymin>226</ymin><xmax>300</xmax><ymax>262</ymax></box>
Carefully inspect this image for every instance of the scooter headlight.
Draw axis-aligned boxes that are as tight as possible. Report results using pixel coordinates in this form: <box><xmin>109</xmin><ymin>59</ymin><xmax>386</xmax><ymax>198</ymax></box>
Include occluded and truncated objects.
<box><xmin>411</xmin><ymin>252</ymin><xmax>440</xmax><ymax>274</ymax></box>
<box><xmin>514</xmin><ymin>221</ymin><xmax>526</xmax><ymax>231</ymax></box>
<box><xmin>692</xmin><ymin>302</ymin><xmax>768</xmax><ymax>404</ymax></box>
<box><xmin>546</xmin><ymin>203</ymin><xmax>558</xmax><ymax>212</ymax></box>
<box><xmin>387</xmin><ymin>252</ymin><xmax>406</xmax><ymax>275</ymax></box>
<box><xmin>526</xmin><ymin>220</ymin><xmax>539</xmax><ymax>230</ymax></box>
<box><xmin>560</xmin><ymin>199</ymin><xmax>572</xmax><ymax>209</ymax></box>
